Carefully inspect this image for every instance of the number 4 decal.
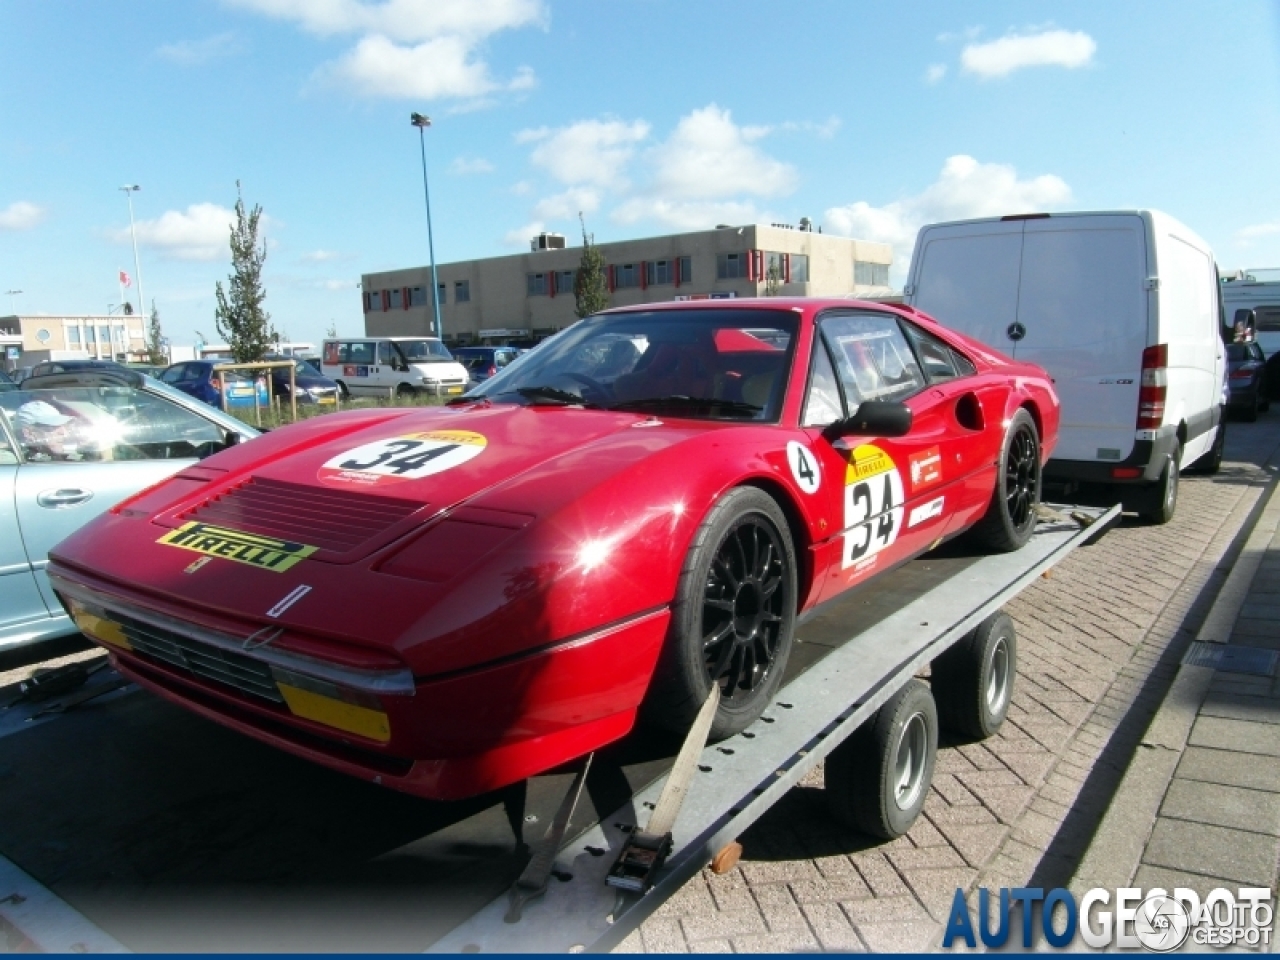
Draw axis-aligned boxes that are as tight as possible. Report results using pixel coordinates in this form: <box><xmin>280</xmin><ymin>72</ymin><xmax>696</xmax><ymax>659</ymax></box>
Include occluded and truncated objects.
<box><xmin>787</xmin><ymin>441</ymin><xmax>821</xmax><ymax>494</ymax></box>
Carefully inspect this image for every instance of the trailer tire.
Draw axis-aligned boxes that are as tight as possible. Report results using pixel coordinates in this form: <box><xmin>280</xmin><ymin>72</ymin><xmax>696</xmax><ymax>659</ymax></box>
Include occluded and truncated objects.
<box><xmin>969</xmin><ymin>408</ymin><xmax>1041</xmax><ymax>553</ymax></box>
<box><xmin>644</xmin><ymin>487</ymin><xmax>797</xmax><ymax>741</ymax></box>
<box><xmin>825</xmin><ymin>679</ymin><xmax>937</xmax><ymax>840</ymax></box>
<box><xmin>932</xmin><ymin>611</ymin><xmax>1016</xmax><ymax>740</ymax></box>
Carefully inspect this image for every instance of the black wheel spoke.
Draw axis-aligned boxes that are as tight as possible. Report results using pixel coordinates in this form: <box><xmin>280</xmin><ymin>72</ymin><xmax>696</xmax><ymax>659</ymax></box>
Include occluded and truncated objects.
<box><xmin>702</xmin><ymin>620</ymin><xmax>734</xmax><ymax>650</ymax></box>
<box><xmin>704</xmin><ymin>597</ymin><xmax>735</xmax><ymax>613</ymax></box>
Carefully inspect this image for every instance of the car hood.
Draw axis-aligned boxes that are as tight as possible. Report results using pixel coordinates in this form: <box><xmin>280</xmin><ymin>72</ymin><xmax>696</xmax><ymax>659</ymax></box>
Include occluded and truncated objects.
<box><xmin>147</xmin><ymin>402</ymin><xmax>703</xmax><ymax>567</ymax></box>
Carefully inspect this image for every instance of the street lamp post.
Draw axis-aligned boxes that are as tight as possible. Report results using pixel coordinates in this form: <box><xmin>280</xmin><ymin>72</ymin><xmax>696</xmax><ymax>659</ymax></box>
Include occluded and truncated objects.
<box><xmin>3</xmin><ymin>289</ymin><xmax>21</xmax><ymax>315</ymax></box>
<box><xmin>119</xmin><ymin>185</ymin><xmax>145</xmax><ymax>320</ymax></box>
<box><xmin>410</xmin><ymin>113</ymin><xmax>442</xmax><ymax>340</ymax></box>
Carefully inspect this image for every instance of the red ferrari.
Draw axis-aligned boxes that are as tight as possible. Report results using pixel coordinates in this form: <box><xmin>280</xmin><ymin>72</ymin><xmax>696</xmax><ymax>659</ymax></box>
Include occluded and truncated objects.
<box><xmin>48</xmin><ymin>299</ymin><xmax>1058</xmax><ymax>801</ymax></box>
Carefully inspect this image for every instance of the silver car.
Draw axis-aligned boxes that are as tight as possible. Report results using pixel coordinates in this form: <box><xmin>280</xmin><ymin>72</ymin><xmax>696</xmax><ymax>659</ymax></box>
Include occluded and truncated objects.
<box><xmin>0</xmin><ymin>368</ymin><xmax>258</xmax><ymax>650</ymax></box>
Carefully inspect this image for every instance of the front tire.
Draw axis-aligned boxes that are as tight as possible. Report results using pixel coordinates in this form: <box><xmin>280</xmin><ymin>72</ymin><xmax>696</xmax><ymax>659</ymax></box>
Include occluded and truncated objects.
<box><xmin>644</xmin><ymin>487</ymin><xmax>797</xmax><ymax>740</ymax></box>
<box><xmin>969</xmin><ymin>408</ymin><xmax>1041</xmax><ymax>553</ymax></box>
<box><xmin>825</xmin><ymin>680</ymin><xmax>938</xmax><ymax>840</ymax></box>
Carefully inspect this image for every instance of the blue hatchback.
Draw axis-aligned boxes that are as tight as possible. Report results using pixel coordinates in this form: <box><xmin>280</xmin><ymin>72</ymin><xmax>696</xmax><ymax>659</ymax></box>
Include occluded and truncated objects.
<box><xmin>160</xmin><ymin>360</ymin><xmax>271</xmax><ymax>409</ymax></box>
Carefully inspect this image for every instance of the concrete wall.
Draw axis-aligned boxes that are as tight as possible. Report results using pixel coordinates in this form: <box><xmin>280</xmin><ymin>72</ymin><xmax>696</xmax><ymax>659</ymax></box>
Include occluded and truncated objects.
<box><xmin>1</xmin><ymin>314</ymin><xmax>148</xmax><ymax>361</ymax></box>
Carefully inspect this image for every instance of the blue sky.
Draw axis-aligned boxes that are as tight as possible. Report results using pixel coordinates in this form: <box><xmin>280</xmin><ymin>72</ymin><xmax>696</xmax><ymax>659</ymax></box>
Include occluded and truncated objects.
<box><xmin>2</xmin><ymin>1</ymin><xmax>1278</xmax><ymax>349</ymax></box>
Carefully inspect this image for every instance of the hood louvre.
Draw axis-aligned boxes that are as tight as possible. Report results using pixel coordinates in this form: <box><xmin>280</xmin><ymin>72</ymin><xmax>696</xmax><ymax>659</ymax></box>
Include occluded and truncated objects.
<box><xmin>177</xmin><ymin>477</ymin><xmax>423</xmax><ymax>555</ymax></box>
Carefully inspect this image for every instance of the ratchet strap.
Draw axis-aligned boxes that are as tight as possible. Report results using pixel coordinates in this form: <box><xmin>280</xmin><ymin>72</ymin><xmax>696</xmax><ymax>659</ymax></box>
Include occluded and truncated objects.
<box><xmin>607</xmin><ymin>683</ymin><xmax>720</xmax><ymax>894</ymax></box>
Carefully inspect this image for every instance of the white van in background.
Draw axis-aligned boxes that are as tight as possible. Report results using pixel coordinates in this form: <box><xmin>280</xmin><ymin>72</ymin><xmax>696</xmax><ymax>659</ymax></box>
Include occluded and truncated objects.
<box><xmin>321</xmin><ymin>337</ymin><xmax>470</xmax><ymax>399</ymax></box>
<box><xmin>905</xmin><ymin>210</ymin><xmax>1226</xmax><ymax>524</ymax></box>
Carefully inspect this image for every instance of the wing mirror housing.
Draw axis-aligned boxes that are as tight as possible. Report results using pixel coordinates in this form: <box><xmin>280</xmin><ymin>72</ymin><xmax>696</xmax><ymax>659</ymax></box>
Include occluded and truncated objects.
<box><xmin>823</xmin><ymin>400</ymin><xmax>913</xmax><ymax>440</ymax></box>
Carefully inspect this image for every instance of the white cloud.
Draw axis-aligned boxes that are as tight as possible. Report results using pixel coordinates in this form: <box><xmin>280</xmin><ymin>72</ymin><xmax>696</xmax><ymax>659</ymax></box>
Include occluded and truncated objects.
<box><xmin>503</xmin><ymin>221</ymin><xmax>545</xmax><ymax>247</ymax></box>
<box><xmin>779</xmin><ymin>116</ymin><xmax>842</xmax><ymax>139</ymax></box>
<box><xmin>520</xmin><ymin>118</ymin><xmax>650</xmax><ymax>187</ymax></box>
<box><xmin>961</xmin><ymin>28</ymin><xmax>1096</xmax><ymax>78</ymax></box>
<box><xmin>510</xmin><ymin>180</ymin><xmax>534</xmax><ymax>196</ymax></box>
<box><xmin>156</xmin><ymin>33</ymin><xmax>243</xmax><ymax>65</ymax></box>
<box><xmin>612</xmin><ymin>199</ymin><xmax>765</xmax><ymax>233</ymax></box>
<box><xmin>1236</xmin><ymin>222</ymin><xmax>1280</xmax><ymax>244</ymax></box>
<box><xmin>925</xmin><ymin>63</ymin><xmax>947</xmax><ymax>84</ymax></box>
<box><xmin>230</xmin><ymin>0</ymin><xmax>544</xmax><ymax>100</ymax></box>
<box><xmin>299</xmin><ymin>249</ymin><xmax>349</xmax><ymax>262</ymax></box>
<box><xmin>534</xmin><ymin>188</ymin><xmax>600</xmax><ymax>221</ymax></box>
<box><xmin>647</xmin><ymin>105</ymin><xmax>796</xmax><ymax>201</ymax></box>
<box><xmin>0</xmin><ymin>201</ymin><xmax>45</xmax><ymax>231</ymax></box>
<box><xmin>823</xmin><ymin>155</ymin><xmax>1072</xmax><ymax>279</ymax></box>
<box><xmin>115</xmin><ymin>203</ymin><xmax>241</xmax><ymax>261</ymax></box>
<box><xmin>450</xmin><ymin>155</ymin><xmax>495</xmax><ymax>175</ymax></box>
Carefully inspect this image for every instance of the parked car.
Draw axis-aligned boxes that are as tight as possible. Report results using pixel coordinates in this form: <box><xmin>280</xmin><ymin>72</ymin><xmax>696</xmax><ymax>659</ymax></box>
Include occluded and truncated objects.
<box><xmin>0</xmin><ymin>367</ymin><xmax>259</xmax><ymax>650</ymax></box>
<box><xmin>125</xmin><ymin>362</ymin><xmax>167</xmax><ymax>379</ymax></box>
<box><xmin>320</xmin><ymin>337</ymin><xmax>470</xmax><ymax>398</ymax></box>
<box><xmin>0</xmin><ymin>369</ymin><xmax>15</xmax><ymax>393</ymax></box>
<box><xmin>27</xmin><ymin>359</ymin><xmax>132</xmax><ymax>379</ymax></box>
<box><xmin>160</xmin><ymin>360</ymin><xmax>271</xmax><ymax>409</ymax></box>
<box><xmin>11</xmin><ymin>366</ymin><xmax>33</xmax><ymax>385</ymax></box>
<box><xmin>263</xmin><ymin>355</ymin><xmax>341</xmax><ymax>406</ymax></box>
<box><xmin>906</xmin><ymin>209</ymin><xmax>1226</xmax><ymax>524</ymax></box>
<box><xmin>1227</xmin><ymin>341</ymin><xmax>1269</xmax><ymax>421</ymax></box>
<box><xmin>48</xmin><ymin>298</ymin><xmax>1058</xmax><ymax>801</ymax></box>
<box><xmin>453</xmin><ymin>345</ymin><xmax>522</xmax><ymax>386</ymax></box>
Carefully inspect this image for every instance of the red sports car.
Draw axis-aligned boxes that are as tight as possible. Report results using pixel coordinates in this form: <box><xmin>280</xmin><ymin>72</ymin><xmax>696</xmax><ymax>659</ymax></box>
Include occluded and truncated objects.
<box><xmin>48</xmin><ymin>299</ymin><xmax>1058</xmax><ymax>801</ymax></box>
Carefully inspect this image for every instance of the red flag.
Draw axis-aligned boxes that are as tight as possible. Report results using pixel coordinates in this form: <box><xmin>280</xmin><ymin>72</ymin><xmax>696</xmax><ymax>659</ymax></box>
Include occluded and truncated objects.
<box><xmin>119</xmin><ymin>270</ymin><xmax>131</xmax><ymax>287</ymax></box>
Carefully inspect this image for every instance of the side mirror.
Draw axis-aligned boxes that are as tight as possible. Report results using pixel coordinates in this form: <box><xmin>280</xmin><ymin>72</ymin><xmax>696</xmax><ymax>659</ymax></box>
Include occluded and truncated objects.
<box><xmin>823</xmin><ymin>400</ymin><xmax>913</xmax><ymax>440</ymax></box>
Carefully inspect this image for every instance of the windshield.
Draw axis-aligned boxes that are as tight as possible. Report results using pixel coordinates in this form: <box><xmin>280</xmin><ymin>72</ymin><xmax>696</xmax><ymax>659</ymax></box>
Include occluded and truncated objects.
<box><xmin>470</xmin><ymin>308</ymin><xmax>798</xmax><ymax>421</ymax></box>
<box><xmin>396</xmin><ymin>340</ymin><xmax>454</xmax><ymax>363</ymax></box>
<box><xmin>454</xmin><ymin>349</ymin><xmax>492</xmax><ymax>371</ymax></box>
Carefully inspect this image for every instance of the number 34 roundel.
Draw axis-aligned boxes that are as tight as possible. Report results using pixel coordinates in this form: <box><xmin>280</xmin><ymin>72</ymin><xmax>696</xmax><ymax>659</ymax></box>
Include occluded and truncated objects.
<box><xmin>319</xmin><ymin>430</ymin><xmax>488</xmax><ymax>487</ymax></box>
<box><xmin>842</xmin><ymin>443</ymin><xmax>905</xmax><ymax>569</ymax></box>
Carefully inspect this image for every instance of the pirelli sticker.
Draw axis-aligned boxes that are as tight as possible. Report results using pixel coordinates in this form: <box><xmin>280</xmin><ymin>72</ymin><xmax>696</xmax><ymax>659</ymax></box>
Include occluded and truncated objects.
<box><xmin>842</xmin><ymin>444</ymin><xmax>905</xmax><ymax>570</ymax></box>
<box><xmin>158</xmin><ymin>522</ymin><xmax>318</xmax><ymax>573</ymax></box>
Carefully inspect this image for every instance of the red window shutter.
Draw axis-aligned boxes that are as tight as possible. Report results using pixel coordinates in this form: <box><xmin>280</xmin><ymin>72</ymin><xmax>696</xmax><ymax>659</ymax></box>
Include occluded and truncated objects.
<box><xmin>549</xmin><ymin>271</ymin><xmax>556</xmax><ymax>299</ymax></box>
<box><xmin>747</xmin><ymin>250</ymin><xmax>755</xmax><ymax>282</ymax></box>
<box><xmin>382</xmin><ymin>290</ymin><xmax>390</xmax><ymax>312</ymax></box>
<box><xmin>608</xmin><ymin>265</ymin><xmax>615</xmax><ymax>292</ymax></box>
<box><xmin>402</xmin><ymin>286</ymin><xmax>410</xmax><ymax>310</ymax></box>
<box><xmin>784</xmin><ymin>254</ymin><xmax>791</xmax><ymax>284</ymax></box>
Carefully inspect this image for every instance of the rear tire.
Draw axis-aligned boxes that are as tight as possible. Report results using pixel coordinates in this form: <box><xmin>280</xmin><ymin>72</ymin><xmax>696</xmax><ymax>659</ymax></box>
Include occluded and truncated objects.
<box><xmin>932</xmin><ymin>612</ymin><xmax>1016</xmax><ymax>740</ymax></box>
<box><xmin>643</xmin><ymin>487</ymin><xmax>797</xmax><ymax>740</ymax></box>
<box><xmin>969</xmin><ymin>408</ymin><xmax>1041</xmax><ymax>553</ymax></box>
<box><xmin>1141</xmin><ymin>441</ymin><xmax>1181</xmax><ymax>525</ymax></box>
<box><xmin>825</xmin><ymin>680</ymin><xmax>938</xmax><ymax>840</ymax></box>
<box><xmin>395</xmin><ymin>382</ymin><xmax>417</xmax><ymax>399</ymax></box>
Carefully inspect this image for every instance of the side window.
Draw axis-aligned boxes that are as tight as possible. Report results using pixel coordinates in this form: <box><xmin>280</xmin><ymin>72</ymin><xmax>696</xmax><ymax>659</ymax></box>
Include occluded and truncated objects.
<box><xmin>821</xmin><ymin>313</ymin><xmax>925</xmax><ymax>406</ymax></box>
<box><xmin>0</xmin><ymin>420</ymin><xmax>17</xmax><ymax>465</ymax></box>
<box><xmin>902</xmin><ymin>323</ymin><xmax>972</xmax><ymax>383</ymax></box>
<box><xmin>347</xmin><ymin>341</ymin><xmax>375</xmax><ymax>365</ymax></box>
<box><xmin>801</xmin><ymin>339</ymin><xmax>844</xmax><ymax>427</ymax></box>
<box><xmin>377</xmin><ymin>342</ymin><xmax>401</xmax><ymax>366</ymax></box>
<box><xmin>160</xmin><ymin>364</ymin><xmax>186</xmax><ymax>383</ymax></box>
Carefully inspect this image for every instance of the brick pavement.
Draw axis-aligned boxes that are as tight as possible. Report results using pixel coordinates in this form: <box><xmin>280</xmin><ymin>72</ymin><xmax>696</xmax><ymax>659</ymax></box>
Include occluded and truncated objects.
<box><xmin>618</xmin><ymin>418</ymin><xmax>1280</xmax><ymax>952</ymax></box>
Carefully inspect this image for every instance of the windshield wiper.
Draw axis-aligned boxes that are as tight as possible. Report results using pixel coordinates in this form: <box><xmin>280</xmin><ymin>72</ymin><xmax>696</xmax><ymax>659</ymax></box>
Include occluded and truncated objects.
<box><xmin>516</xmin><ymin>385</ymin><xmax>600</xmax><ymax>407</ymax></box>
<box><xmin>608</xmin><ymin>396</ymin><xmax>762</xmax><ymax>416</ymax></box>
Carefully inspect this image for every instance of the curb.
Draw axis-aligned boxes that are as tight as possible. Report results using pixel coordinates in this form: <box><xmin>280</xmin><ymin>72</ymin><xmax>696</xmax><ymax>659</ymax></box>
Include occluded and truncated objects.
<box><xmin>1069</xmin><ymin>465</ymin><xmax>1280</xmax><ymax>895</ymax></box>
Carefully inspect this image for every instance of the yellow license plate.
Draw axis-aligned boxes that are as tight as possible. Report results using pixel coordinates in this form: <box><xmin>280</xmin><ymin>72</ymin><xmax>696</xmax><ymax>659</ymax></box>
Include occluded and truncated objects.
<box><xmin>318</xmin><ymin>396</ymin><xmax>336</xmax><ymax>405</ymax></box>
<box><xmin>447</xmin><ymin>386</ymin><xmax>464</xmax><ymax>395</ymax></box>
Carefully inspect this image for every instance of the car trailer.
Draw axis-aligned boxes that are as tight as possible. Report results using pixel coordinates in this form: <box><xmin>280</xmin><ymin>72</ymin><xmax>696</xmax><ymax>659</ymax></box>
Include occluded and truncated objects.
<box><xmin>0</xmin><ymin>504</ymin><xmax>1117</xmax><ymax>953</ymax></box>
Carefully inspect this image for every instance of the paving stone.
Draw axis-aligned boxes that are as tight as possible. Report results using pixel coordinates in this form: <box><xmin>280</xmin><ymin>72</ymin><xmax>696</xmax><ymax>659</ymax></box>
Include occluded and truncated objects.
<box><xmin>799</xmin><ymin>902</ymin><xmax>865</xmax><ymax>952</ymax></box>
<box><xmin>1199</xmin><ymin>693</ymin><xmax>1280</xmax><ymax>725</ymax></box>
<box><xmin>850</xmin><ymin>850</ymin><xmax>910</xmax><ymax>897</ymax></box>
<box><xmin>1132</xmin><ymin>864</ymin><xmax>1258</xmax><ymax>904</ymax></box>
<box><xmin>1189</xmin><ymin>717</ymin><xmax>1280</xmax><ymax>756</ymax></box>
<box><xmin>654</xmin><ymin>874</ymin><xmax>716</xmax><ymax>917</ymax></box>
<box><xmin>679</xmin><ymin>908</ymin><xmax>768</xmax><ymax>943</ymax></box>
<box><xmin>905</xmin><ymin>866</ymin><xmax>979</xmax><ymax>923</ymax></box>
<box><xmin>789</xmin><ymin>874</ymin><xmax>873</xmax><ymax>903</ymax></box>
<box><xmin>1143</xmin><ymin>818</ymin><xmax>1280</xmax><ymax>887</ymax></box>
<box><xmin>1176</xmin><ymin>746</ymin><xmax>1280</xmax><ymax>793</ymax></box>
<box><xmin>812</xmin><ymin>854</ymin><xmax>859</xmax><ymax>880</ymax></box>
<box><xmin>906</xmin><ymin>815</ymin><xmax>949</xmax><ymax>848</ymax></box>
<box><xmin>614</xmin><ymin>928</ymin><xmax>645</xmax><ymax>952</ymax></box>
<box><xmin>926</xmin><ymin>802</ymin><xmax>999</xmax><ymax>826</ymax></box>
<box><xmin>730</xmin><ymin>928</ymin><xmax>821</xmax><ymax>952</ymax></box>
<box><xmin>1160</xmin><ymin>779</ymin><xmax>1280</xmax><ymax>836</ymax></box>
<box><xmin>639</xmin><ymin>916</ymin><xmax>688</xmax><ymax>953</ymax></box>
<box><xmin>967</xmin><ymin>782</ymin><xmax>1034</xmax><ymax>823</ymax></box>
<box><xmin>887</xmin><ymin>844</ymin><xmax>967</xmax><ymax>872</ymax></box>
<box><xmin>750</xmin><ymin>883</ymin><xmax>807</xmax><ymax>931</ymax></box>
<box><xmin>937</xmin><ymin>822</ymin><xmax>1008</xmax><ymax>869</ymax></box>
<box><xmin>687</xmin><ymin>937</ymin><xmax>730</xmax><ymax>953</ymax></box>
<box><xmin>736</xmin><ymin>858</ymin><xmax>822</xmax><ymax>886</ymax></box>
<box><xmin>854</xmin><ymin>919</ymin><xmax>938</xmax><ymax>952</ymax></box>
<box><xmin>841</xmin><ymin>894</ymin><xmax>931</xmax><ymax>925</ymax></box>
<box><xmin>990</xmin><ymin>749</ymin><xmax>1056</xmax><ymax>787</ymax></box>
<box><xmin>932</xmin><ymin>774</ymin><xmax>982</xmax><ymax>806</ymax></box>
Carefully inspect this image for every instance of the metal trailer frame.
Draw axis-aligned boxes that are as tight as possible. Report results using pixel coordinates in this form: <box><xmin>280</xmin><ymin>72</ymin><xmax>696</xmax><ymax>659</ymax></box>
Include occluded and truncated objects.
<box><xmin>433</xmin><ymin>504</ymin><xmax>1119</xmax><ymax>953</ymax></box>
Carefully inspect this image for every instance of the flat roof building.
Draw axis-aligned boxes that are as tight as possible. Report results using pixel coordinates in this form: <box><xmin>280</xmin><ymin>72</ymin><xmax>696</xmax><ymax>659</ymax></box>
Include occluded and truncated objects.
<box><xmin>360</xmin><ymin>223</ymin><xmax>893</xmax><ymax>344</ymax></box>
<box><xmin>1</xmin><ymin>313</ymin><xmax>149</xmax><ymax>371</ymax></box>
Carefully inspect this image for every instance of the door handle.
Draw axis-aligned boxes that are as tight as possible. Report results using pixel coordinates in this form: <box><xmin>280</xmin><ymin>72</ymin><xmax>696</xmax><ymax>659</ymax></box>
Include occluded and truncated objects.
<box><xmin>37</xmin><ymin>488</ymin><xmax>94</xmax><ymax>509</ymax></box>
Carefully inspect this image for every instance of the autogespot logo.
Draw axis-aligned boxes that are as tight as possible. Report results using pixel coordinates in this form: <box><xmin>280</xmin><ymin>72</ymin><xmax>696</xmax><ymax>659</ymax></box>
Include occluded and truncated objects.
<box><xmin>943</xmin><ymin>886</ymin><xmax>1273</xmax><ymax>951</ymax></box>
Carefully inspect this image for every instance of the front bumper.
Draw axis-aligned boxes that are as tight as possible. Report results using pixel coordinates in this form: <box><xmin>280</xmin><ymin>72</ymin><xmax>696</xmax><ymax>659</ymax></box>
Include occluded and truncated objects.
<box><xmin>49</xmin><ymin>567</ymin><xmax>668</xmax><ymax>801</ymax></box>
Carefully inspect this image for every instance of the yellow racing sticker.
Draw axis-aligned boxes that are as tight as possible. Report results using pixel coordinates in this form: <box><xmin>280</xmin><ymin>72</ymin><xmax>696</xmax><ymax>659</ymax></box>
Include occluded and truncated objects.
<box><xmin>842</xmin><ymin>444</ymin><xmax>905</xmax><ymax>570</ymax></box>
<box><xmin>158</xmin><ymin>522</ymin><xmax>318</xmax><ymax>573</ymax></box>
<box><xmin>318</xmin><ymin>429</ymin><xmax>488</xmax><ymax>487</ymax></box>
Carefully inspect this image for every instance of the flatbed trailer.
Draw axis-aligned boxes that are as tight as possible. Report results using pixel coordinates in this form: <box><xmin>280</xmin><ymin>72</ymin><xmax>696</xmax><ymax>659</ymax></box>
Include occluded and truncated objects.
<box><xmin>0</xmin><ymin>505</ymin><xmax>1117</xmax><ymax>953</ymax></box>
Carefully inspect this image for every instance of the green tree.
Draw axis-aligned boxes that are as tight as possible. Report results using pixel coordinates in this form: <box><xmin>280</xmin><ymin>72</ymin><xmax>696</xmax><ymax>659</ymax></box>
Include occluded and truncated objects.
<box><xmin>573</xmin><ymin>213</ymin><xmax>610</xmax><ymax>319</ymax></box>
<box><xmin>325</xmin><ymin>322</ymin><xmax>338</xmax><ymax>338</ymax></box>
<box><xmin>145</xmin><ymin>300</ymin><xmax>167</xmax><ymax>366</ymax></box>
<box><xmin>214</xmin><ymin>180</ymin><xmax>275</xmax><ymax>363</ymax></box>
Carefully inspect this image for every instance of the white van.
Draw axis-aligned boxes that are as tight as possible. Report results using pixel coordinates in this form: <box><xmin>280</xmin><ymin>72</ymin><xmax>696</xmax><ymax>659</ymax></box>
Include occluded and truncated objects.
<box><xmin>905</xmin><ymin>210</ymin><xmax>1226</xmax><ymax>524</ymax></box>
<box><xmin>320</xmin><ymin>337</ymin><xmax>469</xmax><ymax>399</ymax></box>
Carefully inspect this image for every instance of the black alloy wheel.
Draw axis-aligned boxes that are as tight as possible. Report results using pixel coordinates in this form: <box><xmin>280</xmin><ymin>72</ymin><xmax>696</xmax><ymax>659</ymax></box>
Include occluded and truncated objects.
<box><xmin>701</xmin><ymin>515</ymin><xmax>787</xmax><ymax>701</ymax></box>
<box><xmin>970</xmin><ymin>408</ymin><xmax>1041</xmax><ymax>552</ymax></box>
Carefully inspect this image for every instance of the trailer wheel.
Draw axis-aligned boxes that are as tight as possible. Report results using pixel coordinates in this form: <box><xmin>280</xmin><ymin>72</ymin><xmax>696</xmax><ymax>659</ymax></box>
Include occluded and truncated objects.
<box><xmin>644</xmin><ymin>487</ymin><xmax>797</xmax><ymax>740</ymax></box>
<box><xmin>825</xmin><ymin>679</ymin><xmax>937</xmax><ymax>840</ymax></box>
<box><xmin>969</xmin><ymin>408</ymin><xmax>1041</xmax><ymax>553</ymax></box>
<box><xmin>932</xmin><ymin>611</ymin><xmax>1016</xmax><ymax>740</ymax></box>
